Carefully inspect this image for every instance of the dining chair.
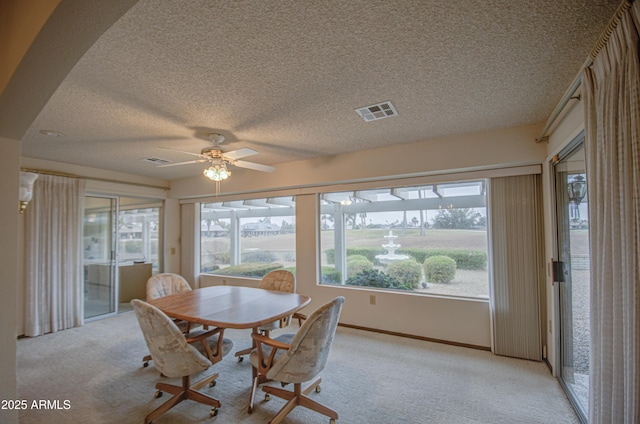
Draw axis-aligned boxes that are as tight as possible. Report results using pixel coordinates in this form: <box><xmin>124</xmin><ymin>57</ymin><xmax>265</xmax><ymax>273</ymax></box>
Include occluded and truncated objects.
<box><xmin>235</xmin><ymin>269</ymin><xmax>296</xmax><ymax>362</ymax></box>
<box><xmin>142</xmin><ymin>273</ymin><xmax>199</xmax><ymax>368</ymax></box>
<box><xmin>248</xmin><ymin>296</ymin><xmax>345</xmax><ymax>423</ymax></box>
<box><xmin>131</xmin><ymin>299</ymin><xmax>229</xmax><ymax>423</ymax></box>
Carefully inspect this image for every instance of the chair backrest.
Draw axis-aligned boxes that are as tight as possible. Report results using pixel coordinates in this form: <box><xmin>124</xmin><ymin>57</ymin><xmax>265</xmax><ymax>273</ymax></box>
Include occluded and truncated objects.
<box><xmin>131</xmin><ymin>299</ymin><xmax>211</xmax><ymax>378</ymax></box>
<box><xmin>266</xmin><ymin>296</ymin><xmax>345</xmax><ymax>384</ymax></box>
<box><xmin>146</xmin><ymin>273</ymin><xmax>192</xmax><ymax>300</ymax></box>
<box><xmin>258</xmin><ymin>269</ymin><xmax>295</xmax><ymax>293</ymax></box>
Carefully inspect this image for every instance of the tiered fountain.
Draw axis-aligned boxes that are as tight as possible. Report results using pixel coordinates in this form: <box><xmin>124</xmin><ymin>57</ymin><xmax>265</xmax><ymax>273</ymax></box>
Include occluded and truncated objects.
<box><xmin>375</xmin><ymin>230</ymin><xmax>410</xmax><ymax>265</ymax></box>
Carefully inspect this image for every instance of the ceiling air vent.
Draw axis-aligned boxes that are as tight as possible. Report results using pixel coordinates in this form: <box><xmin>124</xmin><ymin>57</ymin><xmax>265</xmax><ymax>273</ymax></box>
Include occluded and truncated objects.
<box><xmin>142</xmin><ymin>157</ymin><xmax>172</xmax><ymax>165</ymax></box>
<box><xmin>355</xmin><ymin>101</ymin><xmax>398</xmax><ymax>122</ymax></box>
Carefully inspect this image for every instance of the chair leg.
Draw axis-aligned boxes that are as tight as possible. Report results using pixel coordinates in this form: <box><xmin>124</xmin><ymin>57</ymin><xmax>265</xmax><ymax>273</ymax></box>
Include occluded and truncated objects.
<box><xmin>234</xmin><ymin>346</ymin><xmax>253</xmax><ymax>360</ymax></box>
<box><xmin>262</xmin><ymin>380</ymin><xmax>338</xmax><ymax>424</ymax></box>
<box><xmin>248</xmin><ymin>367</ymin><xmax>271</xmax><ymax>413</ymax></box>
<box><xmin>145</xmin><ymin>375</ymin><xmax>221</xmax><ymax>424</ymax></box>
<box><xmin>142</xmin><ymin>354</ymin><xmax>152</xmax><ymax>367</ymax></box>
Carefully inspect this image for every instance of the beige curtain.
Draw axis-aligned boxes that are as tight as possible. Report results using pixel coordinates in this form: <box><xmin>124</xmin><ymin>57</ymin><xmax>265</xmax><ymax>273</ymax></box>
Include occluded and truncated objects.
<box><xmin>583</xmin><ymin>2</ymin><xmax>640</xmax><ymax>422</ymax></box>
<box><xmin>489</xmin><ymin>174</ymin><xmax>544</xmax><ymax>361</ymax></box>
<box><xmin>24</xmin><ymin>175</ymin><xmax>85</xmax><ymax>337</ymax></box>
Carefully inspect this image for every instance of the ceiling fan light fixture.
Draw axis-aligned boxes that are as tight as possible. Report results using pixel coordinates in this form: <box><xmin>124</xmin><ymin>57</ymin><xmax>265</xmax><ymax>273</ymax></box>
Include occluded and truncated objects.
<box><xmin>203</xmin><ymin>163</ymin><xmax>231</xmax><ymax>181</ymax></box>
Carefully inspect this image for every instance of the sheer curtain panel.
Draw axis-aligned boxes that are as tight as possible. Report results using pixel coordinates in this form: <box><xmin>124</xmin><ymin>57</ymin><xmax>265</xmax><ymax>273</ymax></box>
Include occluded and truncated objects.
<box><xmin>583</xmin><ymin>2</ymin><xmax>640</xmax><ymax>422</ymax></box>
<box><xmin>489</xmin><ymin>174</ymin><xmax>544</xmax><ymax>361</ymax></box>
<box><xmin>24</xmin><ymin>175</ymin><xmax>86</xmax><ymax>337</ymax></box>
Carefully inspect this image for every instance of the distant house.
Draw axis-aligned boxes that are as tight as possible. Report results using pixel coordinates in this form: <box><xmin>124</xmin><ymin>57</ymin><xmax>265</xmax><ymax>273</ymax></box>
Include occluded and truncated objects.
<box><xmin>201</xmin><ymin>222</ymin><xmax>229</xmax><ymax>237</ymax></box>
<box><xmin>241</xmin><ymin>222</ymin><xmax>280</xmax><ymax>237</ymax></box>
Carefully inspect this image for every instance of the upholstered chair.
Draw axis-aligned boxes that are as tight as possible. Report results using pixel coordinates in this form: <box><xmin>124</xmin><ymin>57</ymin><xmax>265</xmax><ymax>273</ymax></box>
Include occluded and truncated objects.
<box><xmin>235</xmin><ymin>269</ymin><xmax>296</xmax><ymax>362</ymax></box>
<box><xmin>248</xmin><ymin>296</ymin><xmax>345</xmax><ymax>423</ymax></box>
<box><xmin>132</xmin><ymin>299</ymin><xmax>231</xmax><ymax>423</ymax></box>
<box><xmin>142</xmin><ymin>273</ymin><xmax>198</xmax><ymax>367</ymax></box>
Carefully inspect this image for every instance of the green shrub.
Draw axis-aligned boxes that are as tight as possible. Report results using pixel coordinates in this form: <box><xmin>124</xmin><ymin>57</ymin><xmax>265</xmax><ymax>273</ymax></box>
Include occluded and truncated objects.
<box><xmin>241</xmin><ymin>250</ymin><xmax>276</xmax><ymax>263</ymax></box>
<box><xmin>398</xmin><ymin>248</ymin><xmax>486</xmax><ymax>270</ymax></box>
<box><xmin>123</xmin><ymin>240</ymin><xmax>142</xmax><ymax>254</ymax></box>
<box><xmin>345</xmin><ymin>269</ymin><xmax>410</xmax><ymax>290</ymax></box>
<box><xmin>321</xmin><ymin>266</ymin><xmax>341</xmax><ymax>284</ymax></box>
<box><xmin>326</xmin><ymin>247</ymin><xmax>386</xmax><ymax>265</ymax></box>
<box><xmin>423</xmin><ymin>255</ymin><xmax>456</xmax><ymax>283</ymax></box>
<box><xmin>386</xmin><ymin>259</ymin><xmax>423</xmax><ymax>290</ymax></box>
<box><xmin>346</xmin><ymin>255</ymin><xmax>374</xmax><ymax>278</ymax></box>
<box><xmin>213</xmin><ymin>262</ymin><xmax>283</xmax><ymax>277</ymax></box>
<box><xmin>327</xmin><ymin>247</ymin><xmax>486</xmax><ymax>270</ymax></box>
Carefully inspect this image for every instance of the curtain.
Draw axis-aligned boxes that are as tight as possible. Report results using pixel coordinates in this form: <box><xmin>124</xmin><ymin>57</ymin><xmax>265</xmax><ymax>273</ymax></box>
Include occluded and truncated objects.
<box><xmin>24</xmin><ymin>175</ymin><xmax>86</xmax><ymax>337</ymax></box>
<box><xmin>489</xmin><ymin>174</ymin><xmax>544</xmax><ymax>361</ymax></box>
<box><xmin>583</xmin><ymin>1</ymin><xmax>640</xmax><ymax>423</ymax></box>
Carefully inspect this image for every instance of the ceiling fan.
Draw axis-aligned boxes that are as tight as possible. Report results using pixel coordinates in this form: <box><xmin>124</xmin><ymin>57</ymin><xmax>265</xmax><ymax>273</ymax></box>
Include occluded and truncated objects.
<box><xmin>158</xmin><ymin>133</ymin><xmax>275</xmax><ymax>181</ymax></box>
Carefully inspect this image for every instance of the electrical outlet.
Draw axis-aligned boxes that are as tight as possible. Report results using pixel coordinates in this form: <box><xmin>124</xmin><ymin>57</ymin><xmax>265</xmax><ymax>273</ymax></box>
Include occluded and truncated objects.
<box><xmin>222</xmin><ymin>279</ymin><xmax>227</xmax><ymax>286</ymax></box>
<box><xmin>369</xmin><ymin>295</ymin><xmax>376</xmax><ymax>305</ymax></box>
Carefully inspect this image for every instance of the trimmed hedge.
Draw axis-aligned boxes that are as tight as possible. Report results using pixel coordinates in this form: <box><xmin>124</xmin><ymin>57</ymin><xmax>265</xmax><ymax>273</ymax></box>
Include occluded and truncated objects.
<box><xmin>345</xmin><ymin>269</ymin><xmax>409</xmax><ymax>290</ymax></box>
<box><xmin>326</xmin><ymin>247</ymin><xmax>486</xmax><ymax>270</ymax></box>
<box><xmin>346</xmin><ymin>255</ymin><xmax>374</xmax><ymax>279</ymax></box>
<box><xmin>386</xmin><ymin>259</ymin><xmax>423</xmax><ymax>290</ymax></box>
<box><xmin>424</xmin><ymin>255</ymin><xmax>456</xmax><ymax>283</ymax></box>
<box><xmin>213</xmin><ymin>262</ymin><xmax>284</xmax><ymax>277</ymax></box>
<box><xmin>321</xmin><ymin>266</ymin><xmax>341</xmax><ymax>284</ymax></box>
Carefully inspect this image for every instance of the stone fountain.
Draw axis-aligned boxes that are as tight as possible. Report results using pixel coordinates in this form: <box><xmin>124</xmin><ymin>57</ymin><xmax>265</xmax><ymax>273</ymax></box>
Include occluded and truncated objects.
<box><xmin>375</xmin><ymin>230</ymin><xmax>410</xmax><ymax>265</ymax></box>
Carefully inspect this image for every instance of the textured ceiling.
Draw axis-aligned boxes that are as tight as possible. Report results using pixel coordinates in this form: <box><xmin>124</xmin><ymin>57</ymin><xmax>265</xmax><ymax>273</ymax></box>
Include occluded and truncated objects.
<box><xmin>20</xmin><ymin>0</ymin><xmax>620</xmax><ymax>181</ymax></box>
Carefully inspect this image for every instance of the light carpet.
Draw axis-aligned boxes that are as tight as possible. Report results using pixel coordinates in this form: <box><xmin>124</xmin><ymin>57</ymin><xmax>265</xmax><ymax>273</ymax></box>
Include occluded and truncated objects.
<box><xmin>17</xmin><ymin>312</ymin><xmax>579</xmax><ymax>423</ymax></box>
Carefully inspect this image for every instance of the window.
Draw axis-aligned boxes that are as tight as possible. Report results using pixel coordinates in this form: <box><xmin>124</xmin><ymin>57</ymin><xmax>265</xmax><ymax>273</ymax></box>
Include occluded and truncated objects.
<box><xmin>118</xmin><ymin>198</ymin><xmax>162</xmax><ymax>274</ymax></box>
<box><xmin>200</xmin><ymin>196</ymin><xmax>296</xmax><ymax>278</ymax></box>
<box><xmin>319</xmin><ymin>181</ymin><xmax>489</xmax><ymax>298</ymax></box>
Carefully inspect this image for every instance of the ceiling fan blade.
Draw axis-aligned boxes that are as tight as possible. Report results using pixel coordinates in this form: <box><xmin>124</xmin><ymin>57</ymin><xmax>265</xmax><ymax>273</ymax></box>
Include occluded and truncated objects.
<box><xmin>234</xmin><ymin>160</ymin><xmax>275</xmax><ymax>173</ymax></box>
<box><xmin>158</xmin><ymin>146</ymin><xmax>203</xmax><ymax>158</ymax></box>
<box><xmin>223</xmin><ymin>147</ymin><xmax>258</xmax><ymax>160</ymax></box>
<box><xmin>157</xmin><ymin>159</ymin><xmax>206</xmax><ymax>167</ymax></box>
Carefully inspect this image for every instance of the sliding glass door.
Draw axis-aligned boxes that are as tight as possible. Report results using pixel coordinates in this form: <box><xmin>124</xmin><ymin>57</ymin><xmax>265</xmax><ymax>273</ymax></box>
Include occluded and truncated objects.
<box><xmin>554</xmin><ymin>137</ymin><xmax>590</xmax><ymax>422</ymax></box>
<box><xmin>83</xmin><ymin>196</ymin><xmax>117</xmax><ymax>319</ymax></box>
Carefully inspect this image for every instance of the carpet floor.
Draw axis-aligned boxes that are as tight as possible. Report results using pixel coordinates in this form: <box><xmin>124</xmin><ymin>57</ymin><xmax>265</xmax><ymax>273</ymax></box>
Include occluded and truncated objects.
<box><xmin>17</xmin><ymin>312</ymin><xmax>579</xmax><ymax>423</ymax></box>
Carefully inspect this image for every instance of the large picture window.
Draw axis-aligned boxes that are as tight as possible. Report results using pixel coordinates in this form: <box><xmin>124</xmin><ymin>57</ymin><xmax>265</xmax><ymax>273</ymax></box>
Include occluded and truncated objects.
<box><xmin>319</xmin><ymin>180</ymin><xmax>489</xmax><ymax>298</ymax></box>
<box><xmin>200</xmin><ymin>196</ymin><xmax>296</xmax><ymax>278</ymax></box>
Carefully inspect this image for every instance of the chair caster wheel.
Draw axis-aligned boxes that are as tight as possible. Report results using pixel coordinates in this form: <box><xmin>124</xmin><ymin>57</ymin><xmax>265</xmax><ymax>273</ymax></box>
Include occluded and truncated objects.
<box><xmin>143</xmin><ymin>361</ymin><xmax>149</xmax><ymax>368</ymax></box>
<box><xmin>154</xmin><ymin>390</ymin><xmax>163</xmax><ymax>398</ymax></box>
<box><xmin>209</xmin><ymin>380</ymin><xmax>216</xmax><ymax>388</ymax></box>
<box><xmin>238</xmin><ymin>356</ymin><xmax>244</xmax><ymax>362</ymax></box>
<box><xmin>210</xmin><ymin>408</ymin><xmax>218</xmax><ymax>417</ymax></box>
<box><xmin>315</xmin><ymin>385</ymin><xmax>321</xmax><ymax>393</ymax></box>
<box><xmin>264</xmin><ymin>393</ymin><xmax>270</xmax><ymax>401</ymax></box>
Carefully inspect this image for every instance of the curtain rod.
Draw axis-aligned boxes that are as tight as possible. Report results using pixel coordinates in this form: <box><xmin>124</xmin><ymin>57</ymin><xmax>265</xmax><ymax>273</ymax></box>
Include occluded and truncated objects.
<box><xmin>20</xmin><ymin>168</ymin><xmax>170</xmax><ymax>191</ymax></box>
<box><xmin>535</xmin><ymin>0</ymin><xmax>634</xmax><ymax>143</ymax></box>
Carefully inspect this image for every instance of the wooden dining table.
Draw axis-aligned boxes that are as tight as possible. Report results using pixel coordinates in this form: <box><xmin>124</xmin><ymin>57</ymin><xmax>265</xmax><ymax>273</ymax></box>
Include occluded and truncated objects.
<box><xmin>149</xmin><ymin>285</ymin><xmax>311</xmax><ymax>413</ymax></box>
<box><xmin>148</xmin><ymin>285</ymin><xmax>311</xmax><ymax>330</ymax></box>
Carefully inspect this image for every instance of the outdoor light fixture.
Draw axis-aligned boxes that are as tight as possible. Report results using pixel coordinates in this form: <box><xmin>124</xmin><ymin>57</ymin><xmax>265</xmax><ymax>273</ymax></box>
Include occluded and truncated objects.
<box><xmin>19</xmin><ymin>171</ymin><xmax>38</xmax><ymax>214</ymax></box>
<box><xmin>567</xmin><ymin>175</ymin><xmax>587</xmax><ymax>205</ymax></box>
<box><xmin>567</xmin><ymin>174</ymin><xmax>587</xmax><ymax>220</ymax></box>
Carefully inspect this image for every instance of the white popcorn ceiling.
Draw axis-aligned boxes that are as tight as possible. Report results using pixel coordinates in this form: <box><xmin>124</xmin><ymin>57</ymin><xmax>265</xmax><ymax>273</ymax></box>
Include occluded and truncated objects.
<box><xmin>21</xmin><ymin>0</ymin><xmax>621</xmax><ymax>180</ymax></box>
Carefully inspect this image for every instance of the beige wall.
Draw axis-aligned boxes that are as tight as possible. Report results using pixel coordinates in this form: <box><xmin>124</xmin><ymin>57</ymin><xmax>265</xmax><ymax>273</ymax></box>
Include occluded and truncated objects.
<box><xmin>0</xmin><ymin>0</ymin><xmax>61</xmax><ymax>95</ymax></box>
<box><xmin>172</xmin><ymin>124</ymin><xmax>546</xmax><ymax>198</ymax></box>
<box><xmin>191</xmin><ymin>123</ymin><xmax>548</xmax><ymax>348</ymax></box>
<box><xmin>0</xmin><ymin>138</ymin><xmax>21</xmax><ymax>424</ymax></box>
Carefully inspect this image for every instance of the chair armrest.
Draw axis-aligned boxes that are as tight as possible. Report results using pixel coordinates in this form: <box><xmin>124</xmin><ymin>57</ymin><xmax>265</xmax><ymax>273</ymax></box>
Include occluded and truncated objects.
<box><xmin>251</xmin><ymin>333</ymin><xmax>290</xmax><ymax>372</ymax></box>
<box><xmin>185</xmin><ymin>327</ymin><xmax>223</xmax><ymax>343</ymax></box>
<box><xmin>251</xmin><ymin>333</ymin><xmax>291</xmax><ymax>350</ymax></box>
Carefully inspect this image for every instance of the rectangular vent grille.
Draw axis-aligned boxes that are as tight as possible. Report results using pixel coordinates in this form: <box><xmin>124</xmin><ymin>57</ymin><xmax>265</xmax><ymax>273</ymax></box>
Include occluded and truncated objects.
<box><xmin>355</xmin><ymin>101</ymin><xmax>398</xmax><ymax>122</ymax></box>
<box><xmin>142</xmin><ymin>157</ymin><xmax>171</xmax><ymax>165</ymax></box>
